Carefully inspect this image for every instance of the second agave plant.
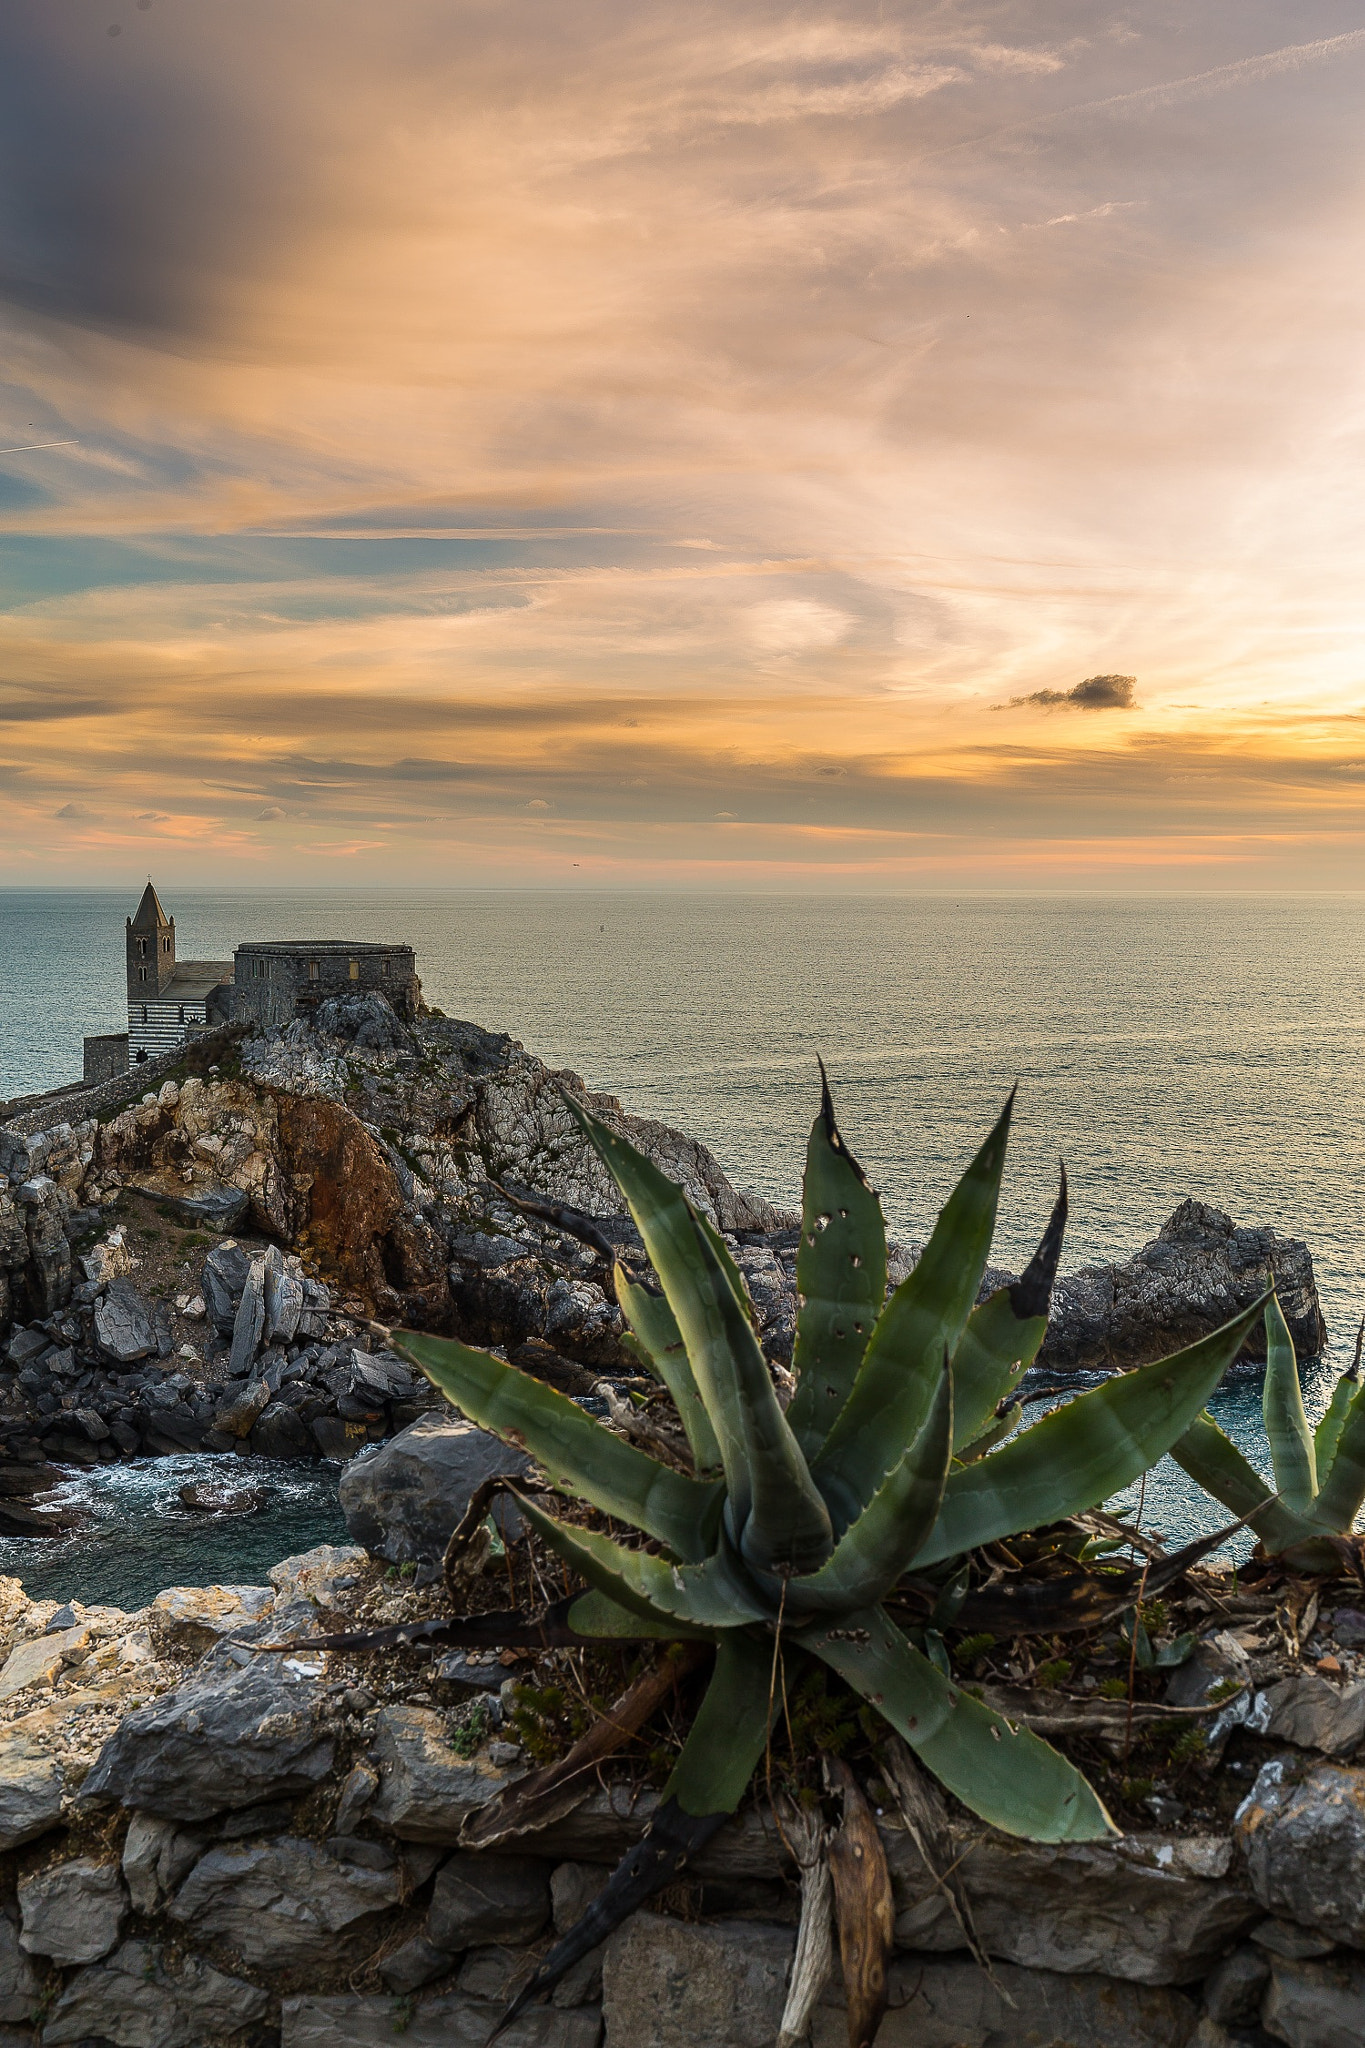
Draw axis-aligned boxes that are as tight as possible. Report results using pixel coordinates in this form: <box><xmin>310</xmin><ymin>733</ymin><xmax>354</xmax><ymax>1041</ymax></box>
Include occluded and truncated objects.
<box><xmin>398</xmin><ymin>1072</ymin><xmax>1264</xmax><ymax>2014</ymax></box>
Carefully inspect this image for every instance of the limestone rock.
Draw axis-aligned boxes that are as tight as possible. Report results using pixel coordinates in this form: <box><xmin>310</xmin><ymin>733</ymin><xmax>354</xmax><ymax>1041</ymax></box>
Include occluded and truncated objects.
<box><xmin>428</xmin><ymin>1851</ymin><xmax>552</xmax><ymax>1949</ymax></box>
<box><xmin>368</xmin><ymin>1704</ymin><xmax>520</xmax><ymax>1842</ymax></box>
<box><xmin>601</xmin><ymin>1914</ymin><xmax>794</xmax><ymax>2048</ymax></box>
<box><xmin>1247</xmin><ymin>1674</ymin><xmax>1365</xmax><ymax>1756</ymax></box>
<box><xmin>201</xmin><ymin>1241</ymin><xmax>252</xmax><ymax>1333</ymax></box>
<box><xmin>81</xmin><ymin>1659</ymin><xmax>336</xmax><ymax>1821</ymax></box>
<box><xmin>339</xmin><ymin>1414</ymin><xmax>532</xmax><ymax>1565</ymax></box>
<box><xmin>888</xmin><ymin>1825</ymin><xmax>1257</xmax><ymax>1984</ymax></box>
<box><xmin>18</xmin><ymin>1856</ymin><xmax>127</xmax><ymax>1965</ymax></box>
<box><xmin>1262</xmin><ymin>1951</ymin><xmax>1365</xmax><ymax>2048</ymax></box>
<box><xmin>167</xmin><ymin>1833</ymin><xmax>403</xmax><ymax>1975</ymax></box>
<box><xmin>811</xmin><ymin>1956</ymin><xmax>1198</xmax><ymax>2048</ymax></box>
<box><xmin>0</xmin><ymin>1624</ymin><xmax>89</xmax><ymax>1704</ymax></box>
<box><xmin>228</xmin><ymin>1255</ymin><xmax>266</xmax><ymax>1375</ymax></box>
<box><xmin>1041</xmin><ymin>1198</ymin><xmax>1325</xmax><ymax>1372</ymax></box>
<box><xmin>280</xmin><ymin>1994</ymin><xmax>601</xmax><ymax>2046</ymax></box>
<box><xmin>251</xmin><ymin>1398</ymin><xmax>315</xmax><ymax>1459</ymax></box>
<box><xmin>142</xmin><ymin>1183</ymin><xmax>249</xmax><ymax>1232</ymax></box>
<box><xmin>212</xmin><ymin>1375</ymin><xmax>270</xmax><ymax>1438</ymax></box>
<box><xmin>93</xmin><ymin>1278</ymin><xmax>157</xmax><ymax>1364</ymax></box>
<box><xmin>42</xmin><ymin>1936</ymin><xmax>269</xmax><ymax>2047</ymax></box>
<box><xmin>1202</xmin><ymin>1944</ymin><xmax>1271</xmax><ymax>2024</ymax></box>
<box><xmin>148</xmin><ymin>1583</ymin><xmax>274</xmax><ymax>1643</ymax></box>
<box><xmin>0</xmin><ymin>1732</ymin><xmax>66</xmax><ymax>1847</ymax></box>
<box><xmin>1236</xmin><ymin>1759</ymin><xmax>1365</xmax><ymax>1948</ymax></box>
<box><xmin>380</xmin><ymin>1934</ymin><xmax>455</xmax><ymax>1994</ymax></box>
<box><xmin>264</xmin><ymin>1246</ymin><xmax>305</xmax><ymax>1340</ymax></box>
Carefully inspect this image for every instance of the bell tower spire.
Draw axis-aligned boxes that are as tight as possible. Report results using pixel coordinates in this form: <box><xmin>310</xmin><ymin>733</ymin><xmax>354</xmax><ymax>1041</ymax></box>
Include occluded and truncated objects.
<box><xmin>126</xmin><ymin>879</ymin><xmax>175</xmax><ymax>1002</ymax></box>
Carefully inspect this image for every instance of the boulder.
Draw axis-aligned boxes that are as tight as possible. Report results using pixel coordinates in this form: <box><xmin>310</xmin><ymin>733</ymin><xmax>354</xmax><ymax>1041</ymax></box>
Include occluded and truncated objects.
<box><xmin>167</xmin><ymin>1834</ymin><xmax>403</xmax><ymax>1975</ymax></box>
<box><xmin>80</xmin><ymin>1659</ymin><xmax>336</xmax><ymax>1821</ymax></box>
<box><xmin>1262</xmin><ymin>1951</ymin><xmax>1365</xmax><ymax>2048</ymax></box>
<box><xmin>889</xmin><ymin>1826</ymin><xmax>1257</xmax><ymax>1983</ymax></box>
<box><xmin>264</xmin><ymin>1246</ymin><xmax>305</xmax><ymax>1341</ymax></box>
<box><xmin>813</xmin><ymin>1955</ymin><xmax>1198</xmax><ymax>2048</ymax></box>
<box><xmin>0</xmin><ymin>1732</ymin><xmax>66</xmax><ymax>1847</ymax></box>
<box><xmin>428</xmin><ymin>1851</ymin><xmax>553</xmax><ymax>1949</ymax></box>
<box><xmin>1202</xmin><ymin>1945</ymin><xmax>1271</xmax><ymax>2024</ymax></box>
<box><xmin>134</xmin><ymin>1183</ymin><xmax>249</xmax><ymax>1232</ymax></box>
<box><xmin>93</xmin><ymin>1279</ymin><xmax>157</xmax><ymax>1364</ymax></box>
<box><xmin>339</xmin><ymin>1413</ymin><xmax>531</xmax><ymax>1565</ymax></box>
<box><xmin>379</xmin><ymin>1935</ymin><xmax>455</xmax><ymax>1994</ymax></box>
<box><xmin>148</xmin><ymin>1583</ymin><xmax>274</xmax><ymax>1643</ymax></box>
<box><xmin>18</xmin><ymin>1856</ymin><xmax>127</xmax><ymax>1965</ymax></box>
<box><xmin>121</xmin><ymin>1813</ymin><xmax>204</xmax><ymax>1916</ymax></box>
<box><xmin>229</xmin><ymin>1255</ymin><xmax>266</xmax><ymax>1375</ymax></box>
<box><xmin>601</xmin><ymin>1914</ymin><xmax>793</xmax><ymax>2048</ymax></box>
<box><xmin>42</xmin><ymin>1937</ymin><xmax>269</xmax><ymax>2047</ymax></box>
<box><xmin>0</xmin><ymin>1623</ymin><xmax>89</xmax><ymax>1703</ymax></box>
<box><xmin>1236</xmin><ymin>1760</ymin><xmax>1365</xmax><ymax>1947</ymax></box>
<box><xmin>201</xmin><ymin>1241</ymin><xmax>252</xmax><ymax>1334</ymax></box>
<box><xmin>280</xmin><ymin>1994</ymin><xmax>600</xmax><ymax>2046</ymax></box>
<box><xmin>367</xmin><ymin>1705</ymin><xmax>520</xmax><ymax>1842</ymax></box>
<box><xmin>251</xmin><ymin>1399</ymin><xmax>315</xmax><ymax>1460</ymax></box>
<box><xmin>268</xmin><ymin>1543</ymin><xmax>366</xmax><ymax>1609</ymax></box>
<box><xmin>212</xmin><ymin>1376</ymin><xmax>270</xmax><ymax>1438</ymax></box>
<box><xmin>1041</xmin><ymin>1199</ymin><xmax>1325</xmax><ymax>1372</ymax></box>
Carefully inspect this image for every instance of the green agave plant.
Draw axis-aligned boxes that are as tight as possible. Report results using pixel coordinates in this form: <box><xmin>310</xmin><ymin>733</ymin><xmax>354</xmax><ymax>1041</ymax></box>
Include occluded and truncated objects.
<box><xmin>1172</xmin><ymin>1297</ymin><xmax>1365</xmax><ymax>1572</ymax></box>
<box><xmin>398</xmin><ymin>1078</ymin><xmax>1264</xmax><ymax>2011</ymax></box>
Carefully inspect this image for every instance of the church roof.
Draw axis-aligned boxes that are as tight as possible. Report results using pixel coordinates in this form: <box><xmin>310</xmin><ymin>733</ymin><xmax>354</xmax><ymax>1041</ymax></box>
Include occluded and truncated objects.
<box><xmin>130</xmin><ymin>880</ymin><xmax>171</xmax><ymax>930</ymax></box>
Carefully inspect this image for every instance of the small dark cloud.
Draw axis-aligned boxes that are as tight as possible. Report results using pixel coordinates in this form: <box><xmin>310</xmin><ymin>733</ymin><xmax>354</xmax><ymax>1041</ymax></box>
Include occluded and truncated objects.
<box><xmin>1007</xmin><ymin>674</ymin><xmax>1137</xmax><ymax>711</ymax></box>
<box><xmin>255</xmin><ymin>805</ymin><xmax>286</xmax><ymax>820</ymax></box>
<box><xmin>54</xmin><ymin>800</ymin><xmax>97</xmax><ymax>818</ymax></box>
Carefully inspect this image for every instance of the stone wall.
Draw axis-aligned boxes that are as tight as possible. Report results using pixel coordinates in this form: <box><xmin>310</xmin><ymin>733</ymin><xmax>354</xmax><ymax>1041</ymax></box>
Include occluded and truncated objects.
<box><xmin>0</xmin><ymin>1542</ymin><xmax>1360</xmax><ymax>2045</ymax></box>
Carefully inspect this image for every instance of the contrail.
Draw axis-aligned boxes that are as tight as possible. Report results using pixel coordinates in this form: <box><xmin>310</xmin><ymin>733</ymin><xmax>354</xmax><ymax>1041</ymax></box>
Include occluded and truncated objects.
<box><xmin>924</xmin><ymin>29</ymin><xmax>1365</xmax><ymax>160</ymax></box>
<box><xmin>0</xmin><ymin>439</ymin><xmax>79</xmax><ymax>455</ymax></box>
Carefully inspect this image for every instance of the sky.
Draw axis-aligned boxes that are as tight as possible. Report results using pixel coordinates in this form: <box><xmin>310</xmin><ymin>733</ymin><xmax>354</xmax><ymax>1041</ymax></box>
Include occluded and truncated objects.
<box><xmin>3</xmin><ymin>1</ymin><xmax>1365</xmax><ymax>891</ymax></box>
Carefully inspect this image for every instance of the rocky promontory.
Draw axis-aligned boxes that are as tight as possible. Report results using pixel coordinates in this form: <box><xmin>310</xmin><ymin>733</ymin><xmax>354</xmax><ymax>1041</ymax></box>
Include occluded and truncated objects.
<box><xmin>0</xmin><ymin>994</ymin><xmax>1328</xmax><ymax>1506</ymax></box>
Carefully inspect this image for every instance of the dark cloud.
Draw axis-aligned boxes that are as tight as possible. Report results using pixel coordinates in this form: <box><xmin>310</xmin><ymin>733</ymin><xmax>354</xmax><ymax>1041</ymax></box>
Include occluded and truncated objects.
<box><xmin>1008</xmin><ymin>674</ymin><xmax>1137</xmax><ymax>710</ymax></box>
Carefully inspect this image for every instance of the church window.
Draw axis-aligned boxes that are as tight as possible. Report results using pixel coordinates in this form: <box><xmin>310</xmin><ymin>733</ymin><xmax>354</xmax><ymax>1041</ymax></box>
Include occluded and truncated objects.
<box><xmin>349</xmin><ymin>959</ymin><xmax>359</xmax><ymax>979</ymax></box>
<box><xmin>139</xmin><ymin>967</ymin><xmax>147</xmax><ymax>982</ymax></box>
<box><xmin>308</xmin><ymin>960</ymin><xmax>318</xmax><ymax>979</ymax></box>
<box><xmin>138</xmin><ymin>938</ymin><xmax>147</xmax><ymax>957</ymax></box>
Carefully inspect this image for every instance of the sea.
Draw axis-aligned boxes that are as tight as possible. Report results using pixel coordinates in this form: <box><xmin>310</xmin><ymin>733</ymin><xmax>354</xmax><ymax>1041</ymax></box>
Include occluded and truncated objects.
<box><xmin>1</xmin><ymin>888</ymin><xmax>1362</xmax><ymax>1603</ymax></box>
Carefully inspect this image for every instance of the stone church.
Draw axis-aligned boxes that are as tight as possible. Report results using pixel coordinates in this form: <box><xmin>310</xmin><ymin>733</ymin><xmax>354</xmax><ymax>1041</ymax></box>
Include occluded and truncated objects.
<box><xmin>83</xmin><ymin>884</ymin><xmax>419</xmax><ymax>1080</ymax></box>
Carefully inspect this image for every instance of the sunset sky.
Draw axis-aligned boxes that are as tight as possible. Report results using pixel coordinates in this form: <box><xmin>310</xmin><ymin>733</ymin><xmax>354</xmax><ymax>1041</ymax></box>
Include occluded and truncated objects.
<box><xmin>3</xmin><ymin>1</ymin><xmax>1365</xmax><ymax>889</ymax></box>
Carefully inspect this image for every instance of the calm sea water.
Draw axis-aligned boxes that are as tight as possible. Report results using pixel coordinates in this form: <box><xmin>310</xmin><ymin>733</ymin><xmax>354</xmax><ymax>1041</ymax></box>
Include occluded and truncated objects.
<box><xmin>3</xmin><ymin>888</ymin><xmax>1363</xmax><ymax>1569</ymax></box>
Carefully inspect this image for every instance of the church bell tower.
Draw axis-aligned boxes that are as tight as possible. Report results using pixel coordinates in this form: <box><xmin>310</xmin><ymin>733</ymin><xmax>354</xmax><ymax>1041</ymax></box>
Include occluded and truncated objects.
<box><xmin>126</xmin><ymin>880</ymin><xmax>175</xmax><ymax>1002</ymax></box>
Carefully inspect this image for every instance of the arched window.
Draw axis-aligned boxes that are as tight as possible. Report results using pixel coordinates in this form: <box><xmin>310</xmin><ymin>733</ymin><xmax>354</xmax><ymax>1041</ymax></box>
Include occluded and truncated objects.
<box><xmin>308</xmin><ymin>960</ymin><xmax>319</xmax><ymax>979</ymax></box>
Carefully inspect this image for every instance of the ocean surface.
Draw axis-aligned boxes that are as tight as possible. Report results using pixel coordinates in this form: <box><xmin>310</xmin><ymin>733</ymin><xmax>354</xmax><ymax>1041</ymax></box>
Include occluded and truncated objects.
<box><xmin>3</xmin><ymin>887</ymin><xmax>1363</xmax><ymax>1590</ymax></box>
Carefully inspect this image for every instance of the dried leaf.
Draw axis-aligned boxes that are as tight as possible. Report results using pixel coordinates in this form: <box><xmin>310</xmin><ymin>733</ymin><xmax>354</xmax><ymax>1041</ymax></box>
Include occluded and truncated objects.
<box><xmin>825</xmin><ymin>1756</ymin><xmax>894</xmax><ymax>2048</ymax></box>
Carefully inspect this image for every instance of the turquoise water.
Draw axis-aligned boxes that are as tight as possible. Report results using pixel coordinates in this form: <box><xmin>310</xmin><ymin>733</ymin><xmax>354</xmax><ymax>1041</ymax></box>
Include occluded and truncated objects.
<box><xmin>4</xmin><ymin>887</ymin><xmax>1364</xmax><ymax>1561</ymax></box>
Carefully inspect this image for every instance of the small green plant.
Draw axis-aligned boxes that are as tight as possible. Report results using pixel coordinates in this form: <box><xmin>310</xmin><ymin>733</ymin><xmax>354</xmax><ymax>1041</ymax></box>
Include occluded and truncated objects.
<box><xmin>953</xmin><ymin>1631</ymin><xmax>996</xmax><ymax>1669</ymax></box>
<box><xmin>1173</xmin><ymin>1298</ymin><xmax>1365</xmax><ymax>1570</ymax></box>
<box><xmin>1166</xmin><ymin>1726</ymin><xmax>1208</xmax><ymax>1768</ymax></box>
<box><xmin>1034</xmin><ymin>1657</ymin><xmax>1072</xmax><ymax>1689</ymax></box>
<box><xmin>1097</xmin><ymin>1676</ymin><xmax>1131</xmax><ymax>1700</ymax></box>
<box><xmin>446</xmin><ymin>1697</ymin><xmax>496</xmax><ymax>1758</ymax></box>
<box><xmin>399</xmin><ymin>1074</ymin><xmax>1265</xmax><ymax>2010</ymax></box>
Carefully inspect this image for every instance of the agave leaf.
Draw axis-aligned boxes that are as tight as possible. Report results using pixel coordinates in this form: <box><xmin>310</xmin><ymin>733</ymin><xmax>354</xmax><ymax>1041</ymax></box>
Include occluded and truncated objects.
<box><xmin>615</xmin><ymin>1262</ymin><xmax>722</xmax><ymax>1474</ymax></box>
<box><xmin>397</xmin><ymin>1330</ymin><xmax>722</xmax><ymax>1564</ymax></box>
<box><xmin>786</xmin><ymin>1063</ymin><xmax>888</xmax><ymax>1459</ymax></box>
<box><xmin>1263</xmin><ymin>1295</ymin><xmax>1316</xmax><ymax>1514</ymax></box>
<box><xmin>665</xmin><ymin>1627</ymin><xmax>780</xmax><ymax>1815</ymax></box>
<box><xmin>802</xmin><ymin>1605</ymin><xmax>1114</xmax><ymax>1842</ymax></box>
<box><xmin>560</xmin><ymin>1093</ymin><xmax>767</xmax><ymax>1531</ymax></box>
<box><xmin>783</xmin><ymin>1362</ymin><xmax>952</xmax><ymax>1618</ymax></box>
<box><xmin>512</xmin><ymin>1483</ymin><xmax>771</xmax><ymax>1628</ymax></box>
<box><xmin>915</xmin><ymin>1299</ymin><xmax>1268</xmax><ymax>1567</ymax></box>
<box><xmin>1310</xmin><ymin>1378</ymin><xmax>1365</xmax><ymax>1535</ymax></box>
<box><xmin>569</xmin><ymin>1588</ymin><xmax>717</xmax><ymax>1641</ymax></box>
<box><xmin>949</xmin><ymin>1172</ymin><xmax>1066</xmax><ymax>1452</ymax></box>
<box><xmin>1169</xmin><ymin>1410</ymin><xmax>1312</xmax><ymax>1552</ymax></box>
<box><xmin>1314</xmin><ymin>1372</ymin><xmax>1360</xmax><ymax>1486</ymax></box>
<box><xmin>957</xmin><ymin>1401</ymin><xmax>1022</xmax><ymax>1465</ymax></box>
<box><xmin>815</xmin><ymin>1094</ymin><xmax>1015</xmax><ymax>1533</ymax></box>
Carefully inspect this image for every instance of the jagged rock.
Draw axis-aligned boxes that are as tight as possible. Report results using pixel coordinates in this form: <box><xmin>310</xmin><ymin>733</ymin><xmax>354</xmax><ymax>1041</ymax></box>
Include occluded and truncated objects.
<box><xmin>889</xmin><ymin>1826</ymin><xmax>1255</xmax><ymax>1984</ymax></box>
<box><xmin>213</xmin><ymin>1376</ymin><xmax>271</xmax><ymax>1438</ymax></box>
<box><xmin>148</xmin><ymin>1583</ymin><xmax>274</xmax><ymax>1643</ymax></box>
<box><xmin>1041</xmin><ymin>1199</ymin><xmax>1325</xmax><ymax>1372</ymax></box>
<box><xmin>177</xmin><ymin>1481</ymin><xmax>267</xmax><ymax>1515</ymax></box>
<box><xmin>201</xmin><ymin>1240</ymin><xmax>252</xmax><ymax>1333</ymax></box>
<box><xmin>264</xmin><ymin>1246</ymin><xmax>305</xmax><ymax>1340</ymax></box>
<box><xmin>0</xmin><ymin>1623</ymin><xmax>89</xmax><ymax>1703</ymax></box>
<box><xmin>367</xmin><ymin>1705</ymin><xmax>520</xmax><ymax>1841</ymax></box>
<box><xmin>268</xmin><ymin>1543</ymin><xmax>366</xmax><ymax>1609</ymax></box>
<box><xmin>229</xmin><ymin>1255</ymin><xmax>266</xmax><ymax>1375</ymax></box>
<box><xmin>1251</xmin><ymin>1916</ymin><xmax>1335</xmax><ymax>1959</ymax></box>
<box><xmin>428</xmin><ymin>1852</ymin><xmax>552</xmax><ymax>1949</ymax></box>
<box><xmin>121</xmin><ymin>1813</ymin><xmax>204</xmax><ymax>1916</ymax></box>
<box><xmin>23</xmin><ymin>1187</ymin><xmax>72</xmax><ymax>1317</ymax></box>
<box><xmin>167</xmin><ymin>1834</ymin><xmax>404</xmax><ymax>1975</ymax></box>
<box><xmin>1246</xmin><ymin>1675</ymin><xmax>1365</xmax><ymax>1755</ymax></box>
<box><xmin>1203</xmin><ymin>1944</ymin><xmax>1271</xmax><ymax>2024</ymax></box>
<box><xmin>339</xmin><ymin>1414</ymin><xmax>531</xmax><ymax>1565</ymax></box>
<box><xmin>279</xmin><ymin>1995</ymin><xmax>601</xmax><ymax>2046</ymax></box>
<box><xmin>93</xmin><ymin>1279</ymin><xmax>157</xmax><ymax>1363</ymax></box>
<box><xmin>314</xmin><ymin>989</ymin><xmax>413</xmax><ymax>1050</ymax></box>
<box><xmin>138</xmin><ymin>1182</ymin><xmax>249</xmax><ymax>1231</ymax></box>
<box><xmin>43</xmin><ymin>1937</ymin><xmax>269</xmax><ymax>2047</ymax></box>
<box><xmin>1262</xmin><ymin>1952</ymin><xmax>1365</xmax><ymax>2047</ymax></box>
<box><xmin>1236</xmin><ymin>1760</ymin><xmax>1365</xmax><ymax>1947</ymax></box>
<box><xmin>600</xmin><ymin>1913</ymin><xmax>793</xmax><ymax>2047</ymax></box>
<box><xmin>81</xmin><ymin>1659</ymin><xmax>336</xmax><ymax>1821</ymax></box>
<box><xmin>0</xmin><ymin>1732</ymin><xmax>65</xmax><ymax>1847</ymax></box>
<box><xmin>18</xmin><ymin>1856</ymin><xmax>127</xmax><ymax>1965</ymax></box>
<box><xmin>0</xmin><ymin>1915</ymin><xmax>41</xmax><ymax>2026</ymax></box>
